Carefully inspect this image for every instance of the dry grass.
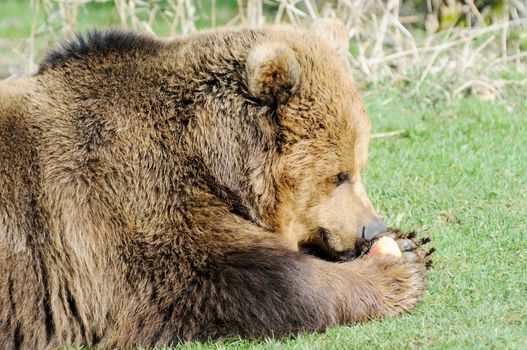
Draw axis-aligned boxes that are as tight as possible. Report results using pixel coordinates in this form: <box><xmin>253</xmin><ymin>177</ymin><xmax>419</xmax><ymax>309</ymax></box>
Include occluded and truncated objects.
<box><xmin>1</xmin><ymin>0</ymin><xmax>526</xmax><ymax>100</ymax></box>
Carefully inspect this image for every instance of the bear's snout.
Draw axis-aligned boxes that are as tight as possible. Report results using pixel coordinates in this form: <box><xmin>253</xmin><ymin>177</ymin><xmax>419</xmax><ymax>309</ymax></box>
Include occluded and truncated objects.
<box><xmin>362</xmin><ymin>219</ymin><xmax>386</xmax><ymax>240</ymax></box>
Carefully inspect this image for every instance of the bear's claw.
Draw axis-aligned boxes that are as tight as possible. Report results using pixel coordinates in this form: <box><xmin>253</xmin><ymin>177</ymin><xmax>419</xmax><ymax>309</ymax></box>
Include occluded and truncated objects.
<box><xmin>359</xmin><ymin>228</ymin><xmax>434</xmax><ymax>269</ymax></box>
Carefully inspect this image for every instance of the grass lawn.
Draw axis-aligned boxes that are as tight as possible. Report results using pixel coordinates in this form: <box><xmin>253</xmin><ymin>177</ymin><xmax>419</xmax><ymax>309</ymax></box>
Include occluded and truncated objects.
<box><xmin>147</xmin><ymin>86</ymin><xmax>525</xmax><ymax>350</ymax></box>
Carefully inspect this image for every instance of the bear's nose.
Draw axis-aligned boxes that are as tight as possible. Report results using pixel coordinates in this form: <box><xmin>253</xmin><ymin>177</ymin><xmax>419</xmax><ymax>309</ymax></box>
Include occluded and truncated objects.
<box><xmin>362</xmin><ymin>219</ymin><xmax>386</xmax><ymax>240</ymax></box>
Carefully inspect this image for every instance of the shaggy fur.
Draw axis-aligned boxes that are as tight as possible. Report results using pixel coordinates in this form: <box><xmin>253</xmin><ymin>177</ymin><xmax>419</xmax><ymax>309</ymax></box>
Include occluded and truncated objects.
<box><xmin>0</xmin><ymin>22</ymin><xmax>428</xmax><ymax>349</ymax></box>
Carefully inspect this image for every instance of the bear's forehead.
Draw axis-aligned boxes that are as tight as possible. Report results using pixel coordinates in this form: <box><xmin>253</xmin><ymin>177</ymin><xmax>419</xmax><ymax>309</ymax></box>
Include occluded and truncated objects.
<box><xmin>309</xmin><ymin>97</ymin><xmax>370</xmax><ymax>170</ymax></box>
<box><xmin>306</xmin><ymin>87</ymin><xmax>367</xmax><ymax>136</ymax></box>
<box><xmin>282</xmin><ymin>86</ymin><xmax>367</xmax><ymax>147</ymax></box>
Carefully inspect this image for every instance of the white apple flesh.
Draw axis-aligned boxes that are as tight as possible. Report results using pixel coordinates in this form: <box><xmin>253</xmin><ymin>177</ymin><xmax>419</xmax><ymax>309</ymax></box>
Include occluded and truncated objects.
<box><xmin>368</xmin><ymin>236</ymin><xmax>402</xmax><ymax>258</ymax></box>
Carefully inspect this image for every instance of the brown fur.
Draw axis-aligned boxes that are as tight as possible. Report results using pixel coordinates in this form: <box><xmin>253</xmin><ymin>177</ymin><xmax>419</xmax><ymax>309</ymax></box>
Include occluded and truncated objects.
<box><xmin>0</xmin><ymin>22</ymin><xmax>428</xmax><ymax>349</ymax></box>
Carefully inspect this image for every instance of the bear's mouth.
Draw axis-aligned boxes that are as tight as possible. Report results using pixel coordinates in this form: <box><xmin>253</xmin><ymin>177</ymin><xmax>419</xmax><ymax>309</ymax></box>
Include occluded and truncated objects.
<box><xmin>301</xmin><ymin>228</ymin><xmax>361</xmax><ymax>262</ymax></box>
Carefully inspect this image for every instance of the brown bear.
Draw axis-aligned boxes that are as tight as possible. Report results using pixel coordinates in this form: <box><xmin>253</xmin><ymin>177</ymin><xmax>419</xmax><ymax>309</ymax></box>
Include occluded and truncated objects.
<box><xmin>0</xmin><ymin>20</ymin><xmax>429</xmax><ymax>349</ymax></box>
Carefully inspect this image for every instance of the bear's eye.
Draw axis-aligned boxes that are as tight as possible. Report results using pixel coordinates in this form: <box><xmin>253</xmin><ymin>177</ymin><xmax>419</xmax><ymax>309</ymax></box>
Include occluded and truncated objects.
<box><xmin>336</xmin><ymin>172</ymin><xmax>350</xmax><ymax>186</ymax></box>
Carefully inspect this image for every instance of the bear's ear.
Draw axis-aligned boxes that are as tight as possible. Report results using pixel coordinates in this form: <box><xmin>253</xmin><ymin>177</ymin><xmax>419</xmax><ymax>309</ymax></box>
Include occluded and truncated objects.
<box><xmin>246</xmin><ymin>43</ymin><xmax>300</xmax><ymax>105</ymax></box>
<box><xmin>310</xmin><ymin>18</ymin><xmax>349</xmax><ymax>61</ymax></box>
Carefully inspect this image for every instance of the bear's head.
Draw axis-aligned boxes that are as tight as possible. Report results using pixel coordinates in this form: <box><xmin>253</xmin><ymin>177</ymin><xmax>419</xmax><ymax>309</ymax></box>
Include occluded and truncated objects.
<box><xmin>246</xmin><ymin>20</ymin><xmax>385</xmax><ymax>260</ymax></box>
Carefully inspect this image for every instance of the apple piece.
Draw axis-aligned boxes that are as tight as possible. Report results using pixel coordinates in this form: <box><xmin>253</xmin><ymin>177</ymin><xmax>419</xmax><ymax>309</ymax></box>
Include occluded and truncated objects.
<box><xmin>368</xmin><ymin>236</ymin><xmax>402</xmax><ymax>258</ymax></box>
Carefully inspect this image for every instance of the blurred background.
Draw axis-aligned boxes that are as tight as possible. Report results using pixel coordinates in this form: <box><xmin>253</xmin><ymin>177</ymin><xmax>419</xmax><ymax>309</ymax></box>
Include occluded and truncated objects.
<box><xmin>0</xmin><ymin>0</ymin><xmax>526</xmax><ymax>101</ymax></box>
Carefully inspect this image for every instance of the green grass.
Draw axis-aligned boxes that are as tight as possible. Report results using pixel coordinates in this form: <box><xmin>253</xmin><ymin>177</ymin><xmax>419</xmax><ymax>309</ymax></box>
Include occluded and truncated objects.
<box><xmin>360</xmin><ymin>87</ymin><xmax>526</xmax><ymax>349</ymax></box>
